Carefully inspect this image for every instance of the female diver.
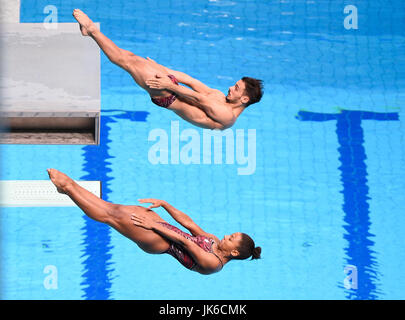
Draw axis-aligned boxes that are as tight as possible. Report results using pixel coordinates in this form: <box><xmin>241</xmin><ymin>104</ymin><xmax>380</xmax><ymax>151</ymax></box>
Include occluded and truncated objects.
<box><xmin>47</xmin><ymin>169</ymin><xmax>261</xmax><ymax>275</ymax></box>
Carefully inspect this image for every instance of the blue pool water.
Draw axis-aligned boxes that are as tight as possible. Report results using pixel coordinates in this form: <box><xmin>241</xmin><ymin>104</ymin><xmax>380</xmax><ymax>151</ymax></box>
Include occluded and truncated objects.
<box><xmin>1</xmin><ymin>0</ymin><xmax>405</xmax><ymax>300</ymax></box>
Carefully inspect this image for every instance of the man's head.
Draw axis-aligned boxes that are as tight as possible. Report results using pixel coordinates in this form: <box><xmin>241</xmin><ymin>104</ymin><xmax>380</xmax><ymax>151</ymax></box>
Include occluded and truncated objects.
<box><xmin>226</xmin><ymin>77</ymin><xmax>264</xmax><ymax>107</ymax></box>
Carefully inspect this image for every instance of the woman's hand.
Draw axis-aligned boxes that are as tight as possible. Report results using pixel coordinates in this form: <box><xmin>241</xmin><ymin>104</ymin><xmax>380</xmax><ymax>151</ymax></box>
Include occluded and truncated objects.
<box><xmin>138</xmin><ymin>198</ymin><xmax>167</xmax><ymax>209</ymax></box>
<box><xmin>145</xmin><ymin>74</ymin><xmax>173</xmax><ymax>90</ymax></box>
<box><xmin>131</xmin><ymin>212</ymin><xmax>156</xmax><ymax>230</ymax></box>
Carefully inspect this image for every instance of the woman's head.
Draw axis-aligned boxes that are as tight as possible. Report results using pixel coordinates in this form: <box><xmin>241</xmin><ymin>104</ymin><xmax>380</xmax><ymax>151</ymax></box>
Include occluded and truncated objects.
<box><xmin>220</xmin><ymin>232</ymin><xmax>261</xmax><ymax>261</ymax></box>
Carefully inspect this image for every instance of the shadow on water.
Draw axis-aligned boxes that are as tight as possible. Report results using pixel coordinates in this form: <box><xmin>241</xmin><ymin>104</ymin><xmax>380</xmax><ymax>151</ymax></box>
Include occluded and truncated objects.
<box><xmin>297</xmin><ymin>110</ymin><xmax>398</xmax><ymax>300</ymax></box>
<box><xmin>80</xmin><ymin>110</ymin><xmax>148</xmax><ymax>300</ymax></box>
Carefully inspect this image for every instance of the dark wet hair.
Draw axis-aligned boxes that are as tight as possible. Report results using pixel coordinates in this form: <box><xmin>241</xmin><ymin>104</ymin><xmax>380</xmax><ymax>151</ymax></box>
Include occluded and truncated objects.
<box><xmin>241</xmin><ymin>77</ymin><xmax>264</xmax><ymax>107</ymax></box>
<box><xmin>234</xmin><ymin>233</ymin><xmax>262</xmax><ymax>260</ymax></box>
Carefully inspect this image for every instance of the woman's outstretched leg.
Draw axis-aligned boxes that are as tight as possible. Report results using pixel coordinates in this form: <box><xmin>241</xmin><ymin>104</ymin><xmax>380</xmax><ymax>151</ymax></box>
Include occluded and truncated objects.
<box><xmin>47</xmin><ymin>168</ymin><xmax>118</xmax><ymax>226</ymax></box>
<box><xmin>47</xmin><ymin>169</ymin><xmax>170</xmax><ymax>253</ymax></box>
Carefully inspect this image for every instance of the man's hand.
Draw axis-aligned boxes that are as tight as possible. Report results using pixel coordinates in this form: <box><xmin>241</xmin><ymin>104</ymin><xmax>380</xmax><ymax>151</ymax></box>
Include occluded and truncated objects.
<box><xmin>138</xmin><ymin>198</ymin><xmax>167</xmax><ymax>209</ymax></box>
<box><xmin>146</xmin><ymin>74</ymin><xmax>174</xmax><ymax>90</ymax></box>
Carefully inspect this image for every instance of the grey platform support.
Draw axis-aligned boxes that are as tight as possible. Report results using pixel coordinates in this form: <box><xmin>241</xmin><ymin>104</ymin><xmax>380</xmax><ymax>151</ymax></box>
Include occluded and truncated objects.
<box><xmin>0</xmin><ymin>22</ymin><xmax>101</xmax><ymax>145</ymax></box>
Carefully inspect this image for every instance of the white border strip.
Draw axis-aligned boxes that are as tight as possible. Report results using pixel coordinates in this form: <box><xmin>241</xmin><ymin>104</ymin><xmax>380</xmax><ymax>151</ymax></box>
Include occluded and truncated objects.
<box><xmin>0</xmin><ymin>180</ymin><xmax>101</xmax><ymax>207</ymax></box>
<box><xmin>0</xmin><ymin>0</ymin><xmax>20</xmax><ymax>23</ymax></box>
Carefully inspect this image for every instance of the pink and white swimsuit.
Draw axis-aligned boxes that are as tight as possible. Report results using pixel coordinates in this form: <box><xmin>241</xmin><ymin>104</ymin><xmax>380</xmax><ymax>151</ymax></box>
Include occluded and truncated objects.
<box><xmin>158</xmin><ymin>222</ymin><xmax>223</xmax><ymax>271</ymax></box>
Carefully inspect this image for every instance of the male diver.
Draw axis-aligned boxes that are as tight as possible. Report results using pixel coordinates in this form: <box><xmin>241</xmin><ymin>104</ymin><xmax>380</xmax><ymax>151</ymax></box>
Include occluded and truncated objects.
<box><xmin>73</xmin><ymin>9</ymin><xmax>263</xmax><ymax>130</ymax></box>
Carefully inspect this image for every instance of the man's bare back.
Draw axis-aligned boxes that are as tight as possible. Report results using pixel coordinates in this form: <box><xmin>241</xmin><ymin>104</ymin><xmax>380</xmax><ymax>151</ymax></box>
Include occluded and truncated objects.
<box><xmin>72</xmin><ymin>9</ymin><xmax>263</xmax><ymax>130</ymax></box>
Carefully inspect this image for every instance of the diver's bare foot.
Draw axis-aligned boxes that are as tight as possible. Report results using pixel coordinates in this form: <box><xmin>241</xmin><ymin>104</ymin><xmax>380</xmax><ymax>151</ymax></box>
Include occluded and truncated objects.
<box><xmin>47</xmin><ymin>169</ymin><xmax>75</xmax><ymax>194</ymax></box>
<box><xmin>72</xmin><ymin>9</ymin><xmax>97</xmax><ymax>36</ymax></box>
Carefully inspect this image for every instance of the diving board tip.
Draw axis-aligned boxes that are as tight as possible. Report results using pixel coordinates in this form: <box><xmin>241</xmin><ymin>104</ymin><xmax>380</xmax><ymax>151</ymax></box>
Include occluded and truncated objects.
<box><xmin>0</xmin><ymin>180</ymin><xmax>101</xmax><ymax>207</ymax></box>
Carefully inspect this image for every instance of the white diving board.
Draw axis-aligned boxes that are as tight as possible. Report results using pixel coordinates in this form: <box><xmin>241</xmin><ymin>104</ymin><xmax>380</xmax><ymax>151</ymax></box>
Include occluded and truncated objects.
<box><xmin>0</xmin><ymin>22</ymin><xmax>101</xmax><ymax>145</ymax></box>
<box><xmin>0</xmin><ymin>180</ymin><xmax>101</xmax><ymax>207</ymax></box>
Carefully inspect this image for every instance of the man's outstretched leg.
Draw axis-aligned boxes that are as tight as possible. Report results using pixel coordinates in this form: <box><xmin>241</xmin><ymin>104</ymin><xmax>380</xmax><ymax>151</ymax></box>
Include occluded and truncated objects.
<box><xmin>73</xmin><ymin>10</ymin><xmax>131</xmax><ymax>69</ymax></box>
<box><xmin>72</xmin><ymin>9</ymin><xmax>170</xmax><ymax>96</ymax></box>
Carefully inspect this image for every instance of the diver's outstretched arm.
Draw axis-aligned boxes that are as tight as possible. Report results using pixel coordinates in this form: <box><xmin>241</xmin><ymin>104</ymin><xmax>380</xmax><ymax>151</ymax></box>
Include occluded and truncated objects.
<box><xmin>138</xmin><ymin>199</ymin><xmax>216</xmax><ymax>239</ymax></box>
<box><xmin>146</xmin><ymin>57</ymin><xmax>213</xmax><ymax>94</ymax></box>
